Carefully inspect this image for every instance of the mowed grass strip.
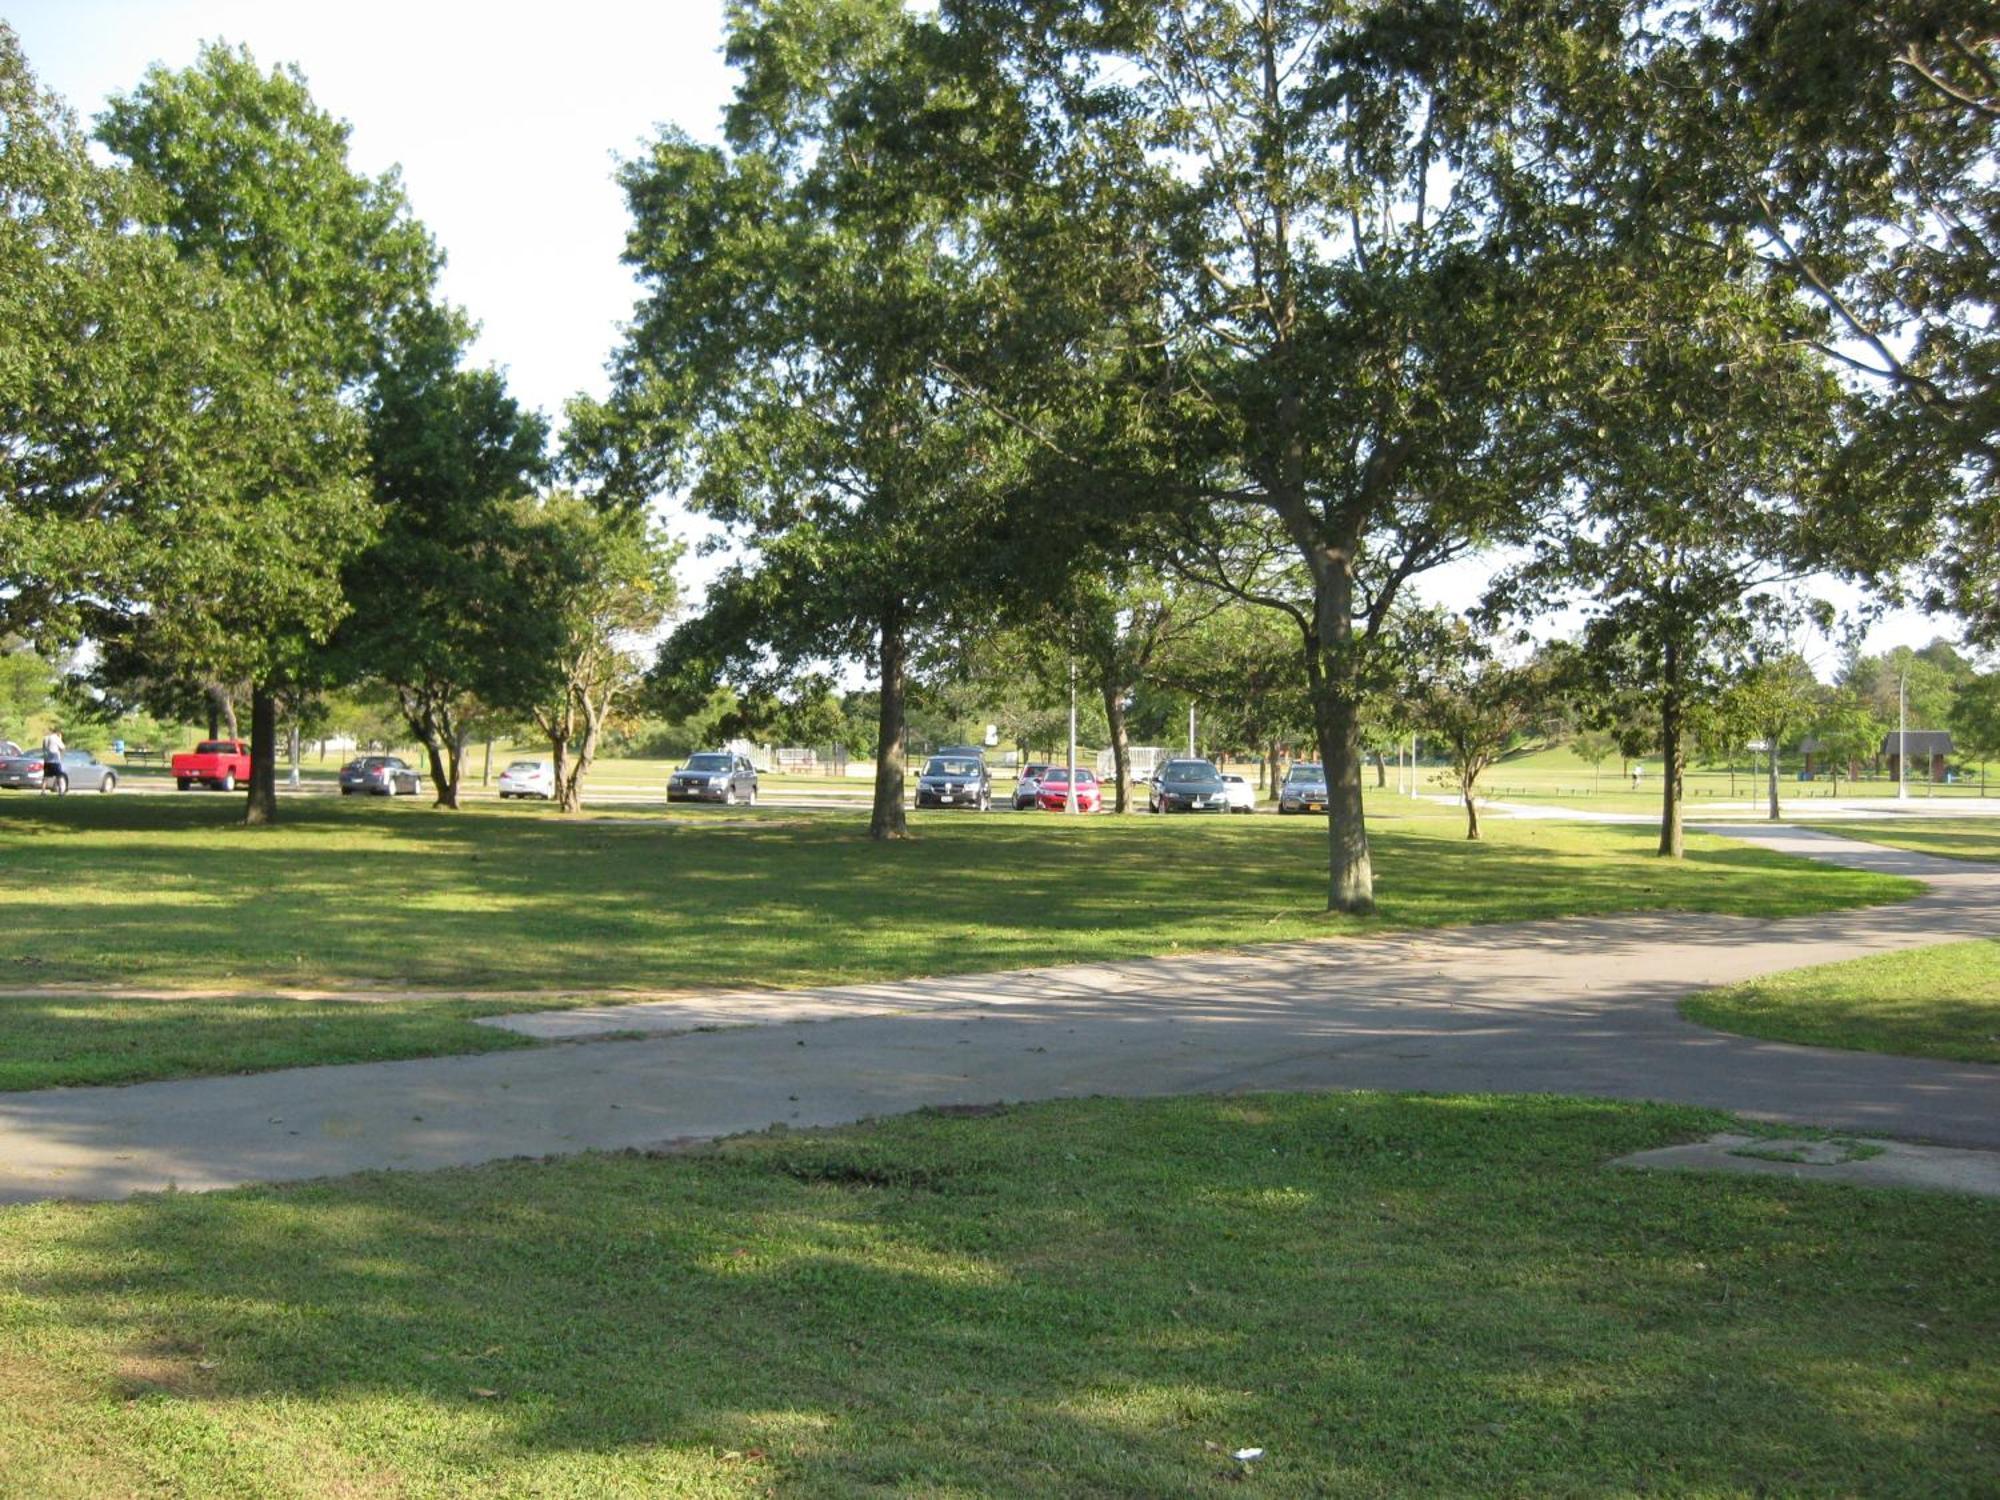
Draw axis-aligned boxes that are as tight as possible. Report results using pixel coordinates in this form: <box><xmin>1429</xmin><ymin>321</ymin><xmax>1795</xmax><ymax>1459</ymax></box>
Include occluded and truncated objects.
<box><xmin>0</xmin><ymin>994</ymin><xmax>543</xmax><ymax>1092</ymax></box>
<box><xmin>0</xmin><ymin>1093</ymin><xmax>1993</xmax><ymax>1497</ymax></box>
<box><xmin>0</xmin><ymin>796</ymin><xmax>1918</xmax><ymax>996</ymax></box>
<box><xmin>1683</xmin><ymin>939</ymin><xmax>2000</xmax><ymax>1064</ymax></box>
<box><xmin>1809</xmin><ymin>817</ymin><xmax>2000</xmax><ymax>864</ymax></box>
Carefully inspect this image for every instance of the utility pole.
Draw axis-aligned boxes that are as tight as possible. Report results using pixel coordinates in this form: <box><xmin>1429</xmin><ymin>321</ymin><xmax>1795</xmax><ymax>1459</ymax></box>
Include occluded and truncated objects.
<box><xmin>1187</xmin><ymin>704</ymin><xmax>1196</xmax><ymax>759</ymax></box>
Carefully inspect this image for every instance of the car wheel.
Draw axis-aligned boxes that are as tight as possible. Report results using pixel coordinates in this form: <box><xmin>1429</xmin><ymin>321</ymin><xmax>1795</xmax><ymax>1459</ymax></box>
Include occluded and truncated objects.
<box><xmin>724</xmin><ymin>784</ymin><xmax>738</xmax><ymax>806</ymax></box>
<box><xmin>177</xmin><ymin>778</ymin><xmax>192</xmax><ymax>792</ymax></box>
<box><xmin>978</xmin><ymin>792</ymin><xmax>990</xmax><ymax>812</ymax></box>
<box><xmin>342</xmin><ymin>787</ymin><xmax>353</xmax><ymax>795</ymax></box>
<box><xmin>746</xmin><ymin>784</ymin><xmax>757</xmax><ymax>806</ymax></box>
<box><xmin>100</xmin><ymin>772</ymin><xmax>116</xmax><ymax>794</ymax></box>
<box><xmin>221</xmin><ymin>771</ymin><xmax>236</xmax><ymax>792</ymax></box>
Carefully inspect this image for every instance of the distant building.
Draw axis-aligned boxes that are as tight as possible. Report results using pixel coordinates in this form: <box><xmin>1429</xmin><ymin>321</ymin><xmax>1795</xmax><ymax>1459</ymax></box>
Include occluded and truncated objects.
<box><xmin>1881</xmin><ymin>730</ymin><xmax>1953</xmax><ymax>783</ymax></box>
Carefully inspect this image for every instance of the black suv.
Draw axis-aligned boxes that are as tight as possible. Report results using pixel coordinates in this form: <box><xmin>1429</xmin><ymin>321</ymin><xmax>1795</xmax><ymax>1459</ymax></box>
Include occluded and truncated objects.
<box><xmin>915</xmin><ymin>753</ymin><xmax>991</xmax><ymax>810</ymax></box>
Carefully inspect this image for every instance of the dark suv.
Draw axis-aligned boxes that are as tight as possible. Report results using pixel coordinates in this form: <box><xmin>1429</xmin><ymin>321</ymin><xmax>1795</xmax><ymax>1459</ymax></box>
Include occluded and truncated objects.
<box><xmin>915</xmin><ymin>754</ymin><xmax>991</xmax><ymax>810</ymax></box>
<box><xmin>669</xmin><ymin>751</ymin><xmax>759</xmax><ymax>805</ymax></box>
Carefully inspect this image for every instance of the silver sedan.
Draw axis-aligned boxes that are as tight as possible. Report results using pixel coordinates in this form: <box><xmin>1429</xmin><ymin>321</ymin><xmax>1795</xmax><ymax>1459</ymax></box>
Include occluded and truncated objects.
<box><xmin>54</xmin><ymin>750</ymin><xmax>118</xmax><ymax>793</ymax></box>
<box><xmin>339</xmin><ymin>755</ymin><xmax>423</xmax><ymax>796</ymax></box>
<box><xmin>0</xmin><ymin>743</ymin><xmax>44</xmax><ymax>790</ymax></box>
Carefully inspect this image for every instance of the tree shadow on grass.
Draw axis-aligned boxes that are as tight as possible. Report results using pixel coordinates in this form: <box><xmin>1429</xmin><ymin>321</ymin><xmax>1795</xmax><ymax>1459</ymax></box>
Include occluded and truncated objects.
<box><xmin>0</xmin><ymin>798</ymin><xmax>1920</xmax><ymax>995</ymax></box>
<box><xmin>2</xmin><ymin>1094</ymin><xmax>1993</xmax><ymax>1495</ymax></box>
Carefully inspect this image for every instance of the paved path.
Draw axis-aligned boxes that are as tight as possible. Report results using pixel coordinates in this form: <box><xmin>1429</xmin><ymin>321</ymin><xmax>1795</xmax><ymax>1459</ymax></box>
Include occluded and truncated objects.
<box><xmin>1</xmin><ymin>826</ymin><xmax>1993</xmax><ymax>1204</ymax></box>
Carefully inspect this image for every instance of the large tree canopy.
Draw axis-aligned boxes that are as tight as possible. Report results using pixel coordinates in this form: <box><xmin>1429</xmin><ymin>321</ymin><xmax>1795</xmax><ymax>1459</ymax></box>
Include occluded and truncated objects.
<box><xmin>585</xmin><ymin>0</ymin><xmax>1031</xmax><ymax>839</ymax></box>
<box><xmin>0</xmin><ymin>26</ymin><xmax>368</xmax><ymax>731</ymax></box>
<box><xmin>912</xmin><ymin>0</ymin><xmax>1634</xmax><ymax>908</ymax></box>
<box><xmin>94</xmin><ymin>40</ymin><xmax>441</xmax><ymax>821</ymax></box>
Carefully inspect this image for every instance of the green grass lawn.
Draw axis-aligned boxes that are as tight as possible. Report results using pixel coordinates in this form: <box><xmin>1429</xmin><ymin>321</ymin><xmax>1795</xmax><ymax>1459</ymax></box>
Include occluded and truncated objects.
<box><xmin>0</xmin><ymin>797</ymin><xmax>1919</xmax><ymax>1091</ymax></box>
<box><xmin>0</xmin><ymin>1093</ymin><xmax>1992</xmax><ymax>1496</ymax></box>
<box><xmin>0</xmin><ymin>796</ymin><xmax>1915</xmax><ymax>999</ymax></box>
<box><xmin>1810</xmin><ymin>818</ymin><xmax>2000</xmax><ymax>864</ymax></box>
<box><xmin>1459</xmin><ymin>742</ymin><xmax>1998</xmax><ymax>812</ymax></box>
<box><xmin>1683</xmin><ymin>939</ymin><xmax>2000</xmax><ymax>1064</ymax></box>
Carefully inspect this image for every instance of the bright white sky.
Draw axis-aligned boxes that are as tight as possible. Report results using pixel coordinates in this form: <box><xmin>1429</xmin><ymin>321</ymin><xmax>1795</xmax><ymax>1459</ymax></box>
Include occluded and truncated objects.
<box><xmin>10</xmin><ymin>0</ymin><xmax>1965</xmax><ymax>673</ymax></box>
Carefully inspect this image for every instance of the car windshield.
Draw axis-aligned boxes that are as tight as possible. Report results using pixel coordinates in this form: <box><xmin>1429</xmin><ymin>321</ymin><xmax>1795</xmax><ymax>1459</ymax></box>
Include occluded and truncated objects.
<box><xmin>1161</xmin><ymin>760</ymin><xmax>1219</xmax><ymax>780</ymax></box>
<box><xmin>1285</xmin><ymin>766</ymin><xmax>1325</xmax><ymax>784</ymax></box>
<box><xmin>505</xmin><ymin>761</ymin><xmax>545</xmax><ymax>774</ymax></box>
<box><xmin>685</xmin><ymin>755</ymin><xmax>733</xmax><ymax>771</ymax></box>
<box><xmin>927</xmin><ymin>758</ymin><xmax>981</xmax><ymax>776</ymax></box>
<box><xmin>195</xmin><ymin>741</ymin><xmax>235</xmax><ymax>754</ymax></box>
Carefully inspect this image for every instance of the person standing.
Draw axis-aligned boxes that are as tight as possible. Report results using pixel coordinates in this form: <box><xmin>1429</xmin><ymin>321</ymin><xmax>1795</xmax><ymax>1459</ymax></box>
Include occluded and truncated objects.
<box><xmin>41</xmin><ymin>725</ymin><xmax>66</xmax><ymax>794</ymax></box>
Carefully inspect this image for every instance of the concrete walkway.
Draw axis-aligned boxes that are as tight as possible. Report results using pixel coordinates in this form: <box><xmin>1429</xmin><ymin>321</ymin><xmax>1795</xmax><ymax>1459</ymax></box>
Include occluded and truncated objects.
<box><xmin>1</xmin><ymin>826</ymin><xmax>1993</xmax><ymax>1204</ymax></box>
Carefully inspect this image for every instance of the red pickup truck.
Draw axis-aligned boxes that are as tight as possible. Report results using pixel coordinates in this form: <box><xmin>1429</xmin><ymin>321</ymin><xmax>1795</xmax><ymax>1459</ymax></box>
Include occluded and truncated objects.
<box><xmin>172</xmin><ymin>739</ymin><xmax>252</xmax><ymax>791</ymax></box>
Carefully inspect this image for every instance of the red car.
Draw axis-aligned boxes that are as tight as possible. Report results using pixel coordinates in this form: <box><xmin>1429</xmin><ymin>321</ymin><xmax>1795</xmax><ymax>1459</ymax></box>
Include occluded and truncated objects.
<box><xmin>172</xmin><ymin>739</ymin><xmax>252</xmax><ymax>791</ymax></box>
<box><xmin>1035</xmin><ymin>766</ymin><xmax>1102</xmax><ymax>812</ymax></box>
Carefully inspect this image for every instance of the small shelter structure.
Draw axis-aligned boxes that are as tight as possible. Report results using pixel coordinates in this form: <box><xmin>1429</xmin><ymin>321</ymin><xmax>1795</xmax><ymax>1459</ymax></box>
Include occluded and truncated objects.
<box><xmin>1881</xmin><ymin>729</ymin><xmax>1953</xmax><ymax>783</ymax></box>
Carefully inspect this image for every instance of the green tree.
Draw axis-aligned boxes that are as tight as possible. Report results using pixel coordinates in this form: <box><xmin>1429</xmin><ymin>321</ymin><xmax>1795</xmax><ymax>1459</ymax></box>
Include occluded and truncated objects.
<box><xmin>1807</xmin><ymin>688</ymin><xmax>1883</xmax><ymax>794</ymax></box>
<box><xmin>1569</xmin><ymin>729</ymin><xmax>1620</xmax><ymax>795</ymax></box>
<box><xmin>1674</xmin><ymin>2</ymin><xmax>1997</xmax><ymax>639</ymax></box>
<box><xmin>1719</xmin><ymin>653</ymin><xmax>1822</xmax><ymax>820</ymax></box>
<box><xmin>1408</xmin><ymin>629</ymin><xmax>1554</xmax><ymax>841</ymax></box>
<box><xmin>336</xmin><ymin>304</ymin><xmax>556</xmax><ymax>807</ymax></box>
<box><xmin>0</xmin><ymin>644</ymin><xmax>56</xmax><ymax>745</ymax></box>
<box><xmin>2</xmin><ymin>25</ymin><xmax>362</xmax><ymax>762</ymax></box>
<box><xmin>929</xmin><ymin>0</ymin><xmax>1633</xmax><ymax>910</ymax></box>
<box><xmin>1840</xmin><ymin>644</ymin><xmax>1963</xmax><ymax>731</ymax></box>
<box><xmin>1491</xmin><ymin>251</ymin><xmax>1852</xmax><ymax>857</ymax></box>
<box><xmin>1948</xmin><ymin>673</ymin><xmax>2000</xmax><ymax>794</ymax></box>
<box><xmin>582</xmin><ymin>0</ymin><xmax>1026</xmax><ymax>839</ymax></box>
<box><xmin>96</xmin><ymin>40</ymin><xmax>439</xmax><ymax>822</ymax></box>
<box><xmin>524</xmin><ymin>496</ymin><xmax>681</xmax><ymax>813</ymax></box>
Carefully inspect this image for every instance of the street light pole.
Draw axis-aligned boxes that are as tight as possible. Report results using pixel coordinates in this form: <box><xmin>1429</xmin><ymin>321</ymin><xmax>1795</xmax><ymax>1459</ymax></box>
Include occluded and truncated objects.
<box><xmin>1897</xmin><ymin>671</ymin><xmax>1909</xmax><ymax>801</ymax></box>
<box><xmin>1187</xmin><ymin>704</ymin><xmax>1195</xmax><ymax>759</ymax></box>
<box><xmin>1067</xmin><ymin>656</ymin><xmax>1078</xmax><ymax>815</ymax></box>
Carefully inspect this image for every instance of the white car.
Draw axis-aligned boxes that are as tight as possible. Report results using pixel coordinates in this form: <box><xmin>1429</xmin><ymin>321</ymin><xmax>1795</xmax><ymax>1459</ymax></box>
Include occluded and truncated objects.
<box><xmin>1220</xmin><ymin>773</ymin><xmax>1257</xmax><ymax>813</ymax></box>
<box><xmin>497</xmin><ymin>759</ymin><xmax>555</xmax><ymax>799</ymax></box>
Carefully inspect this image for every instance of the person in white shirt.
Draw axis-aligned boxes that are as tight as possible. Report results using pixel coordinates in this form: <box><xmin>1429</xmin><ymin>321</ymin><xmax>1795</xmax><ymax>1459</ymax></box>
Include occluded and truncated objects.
<box><xmin>41</xmin><ymin>727</ymin><xmax>65</xmax><ymax>793</ymax></box>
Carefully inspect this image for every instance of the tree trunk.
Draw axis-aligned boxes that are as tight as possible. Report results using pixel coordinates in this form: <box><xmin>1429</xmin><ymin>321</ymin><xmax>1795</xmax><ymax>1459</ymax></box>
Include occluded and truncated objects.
<box><xmin>1658</xmin><ymin>640</ymin><xmax>1685</xmax><ymax>859</ymax></box>
<box><xmin>1766</xmin><ymin>736</ymin><xmax>1781</xmax><ymax>821</ymax></box>
<box><xmin>244</xmin><ymin>683</ymin><xmax>279</xmax><ymax>825</ymax></box>
<box><xmin>549</xmin><ymin>734</ymin><xmax>570</xmax><ymax>806</ymax></box>
<box><xmin>1102</xmin><ymin>676</ymin><xmax>1132</xmax><ymax>813</ymax></box>
<box><xmin>869</xmin><ymin>604</ymin><xmax>908</xmax><ymax>839</ymax></box>
<box><xmin>1464</xmin><ymin>787</ymin><xmax>1481</xmax><ymax>840</ymax></box>
<box><xmin>1303</xmin><ymin>555</ymin><xmax>1374</xmax><ymax>913</ymax></box>
<box><xmin>1373</xmin><ymin>749</ymin><xmax>1386</xmax><ymax>788</ymax></box>
<box><xmin>420</xmin><ymin>734</ymin><xmax>453</xmax><ymax>807</ymax></box>
<box><xmin>561</xmin><ymin>694</ymin><xmax>605</xmax><ymax>813</ymax></box>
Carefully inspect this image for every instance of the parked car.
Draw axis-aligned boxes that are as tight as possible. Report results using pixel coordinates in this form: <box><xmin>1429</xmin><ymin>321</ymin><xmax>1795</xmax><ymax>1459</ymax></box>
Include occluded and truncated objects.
<box><xmin>915</xmin><ymin>754</ymin><xmax>991</xmax><ymax>810</ymax></box>
<box><xmin>497</xmin><ymin>759</ymin><xmax>555</xmax><ymax>800</ymax></box>
<box><xmin>55</xmin><ymin>749</ymin><xmax>118</xmax><ymax>793</ymax></box>
<box><xmin>1220</xmin><ymin>773</ymin><xmax>1257</xmax><ymax>812</ymax></box>
<box><xmin>1035</xmin><ymin>765</ymin><xmax>1101</xmax><ymax>812</ymax></box>
<box><xmin>669</xmin><ymin>751</ymin><xmax>758</xmax><ymax>805</ymax></box>
<box><xmin>172</xmin><ymin>739</ymin><xmax>252</xmax><ymax>791</ymax></box>
<box><xmin>1147</xmin><ymin>758</ymin><xmax>1229</xmax><ymax>813</ymax></box>
<box><xmin>0</xmin><ymin>742</ymin><xmax>45</xmax><ymax>790</ymax></box>
<box><xmin>1013</xmin><ymin>762</ymin><xmax>1051</xmax><ymax>810</ymax></box>
<box><xmin>1277</xmin><ymin>763</ymin><xmax>1329</xmax><ymax>814</ymax></box>
<box><xmin>339</xmin><ymin>754</ymin><xmax>422</xmax><ymax>797</ymax></box>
